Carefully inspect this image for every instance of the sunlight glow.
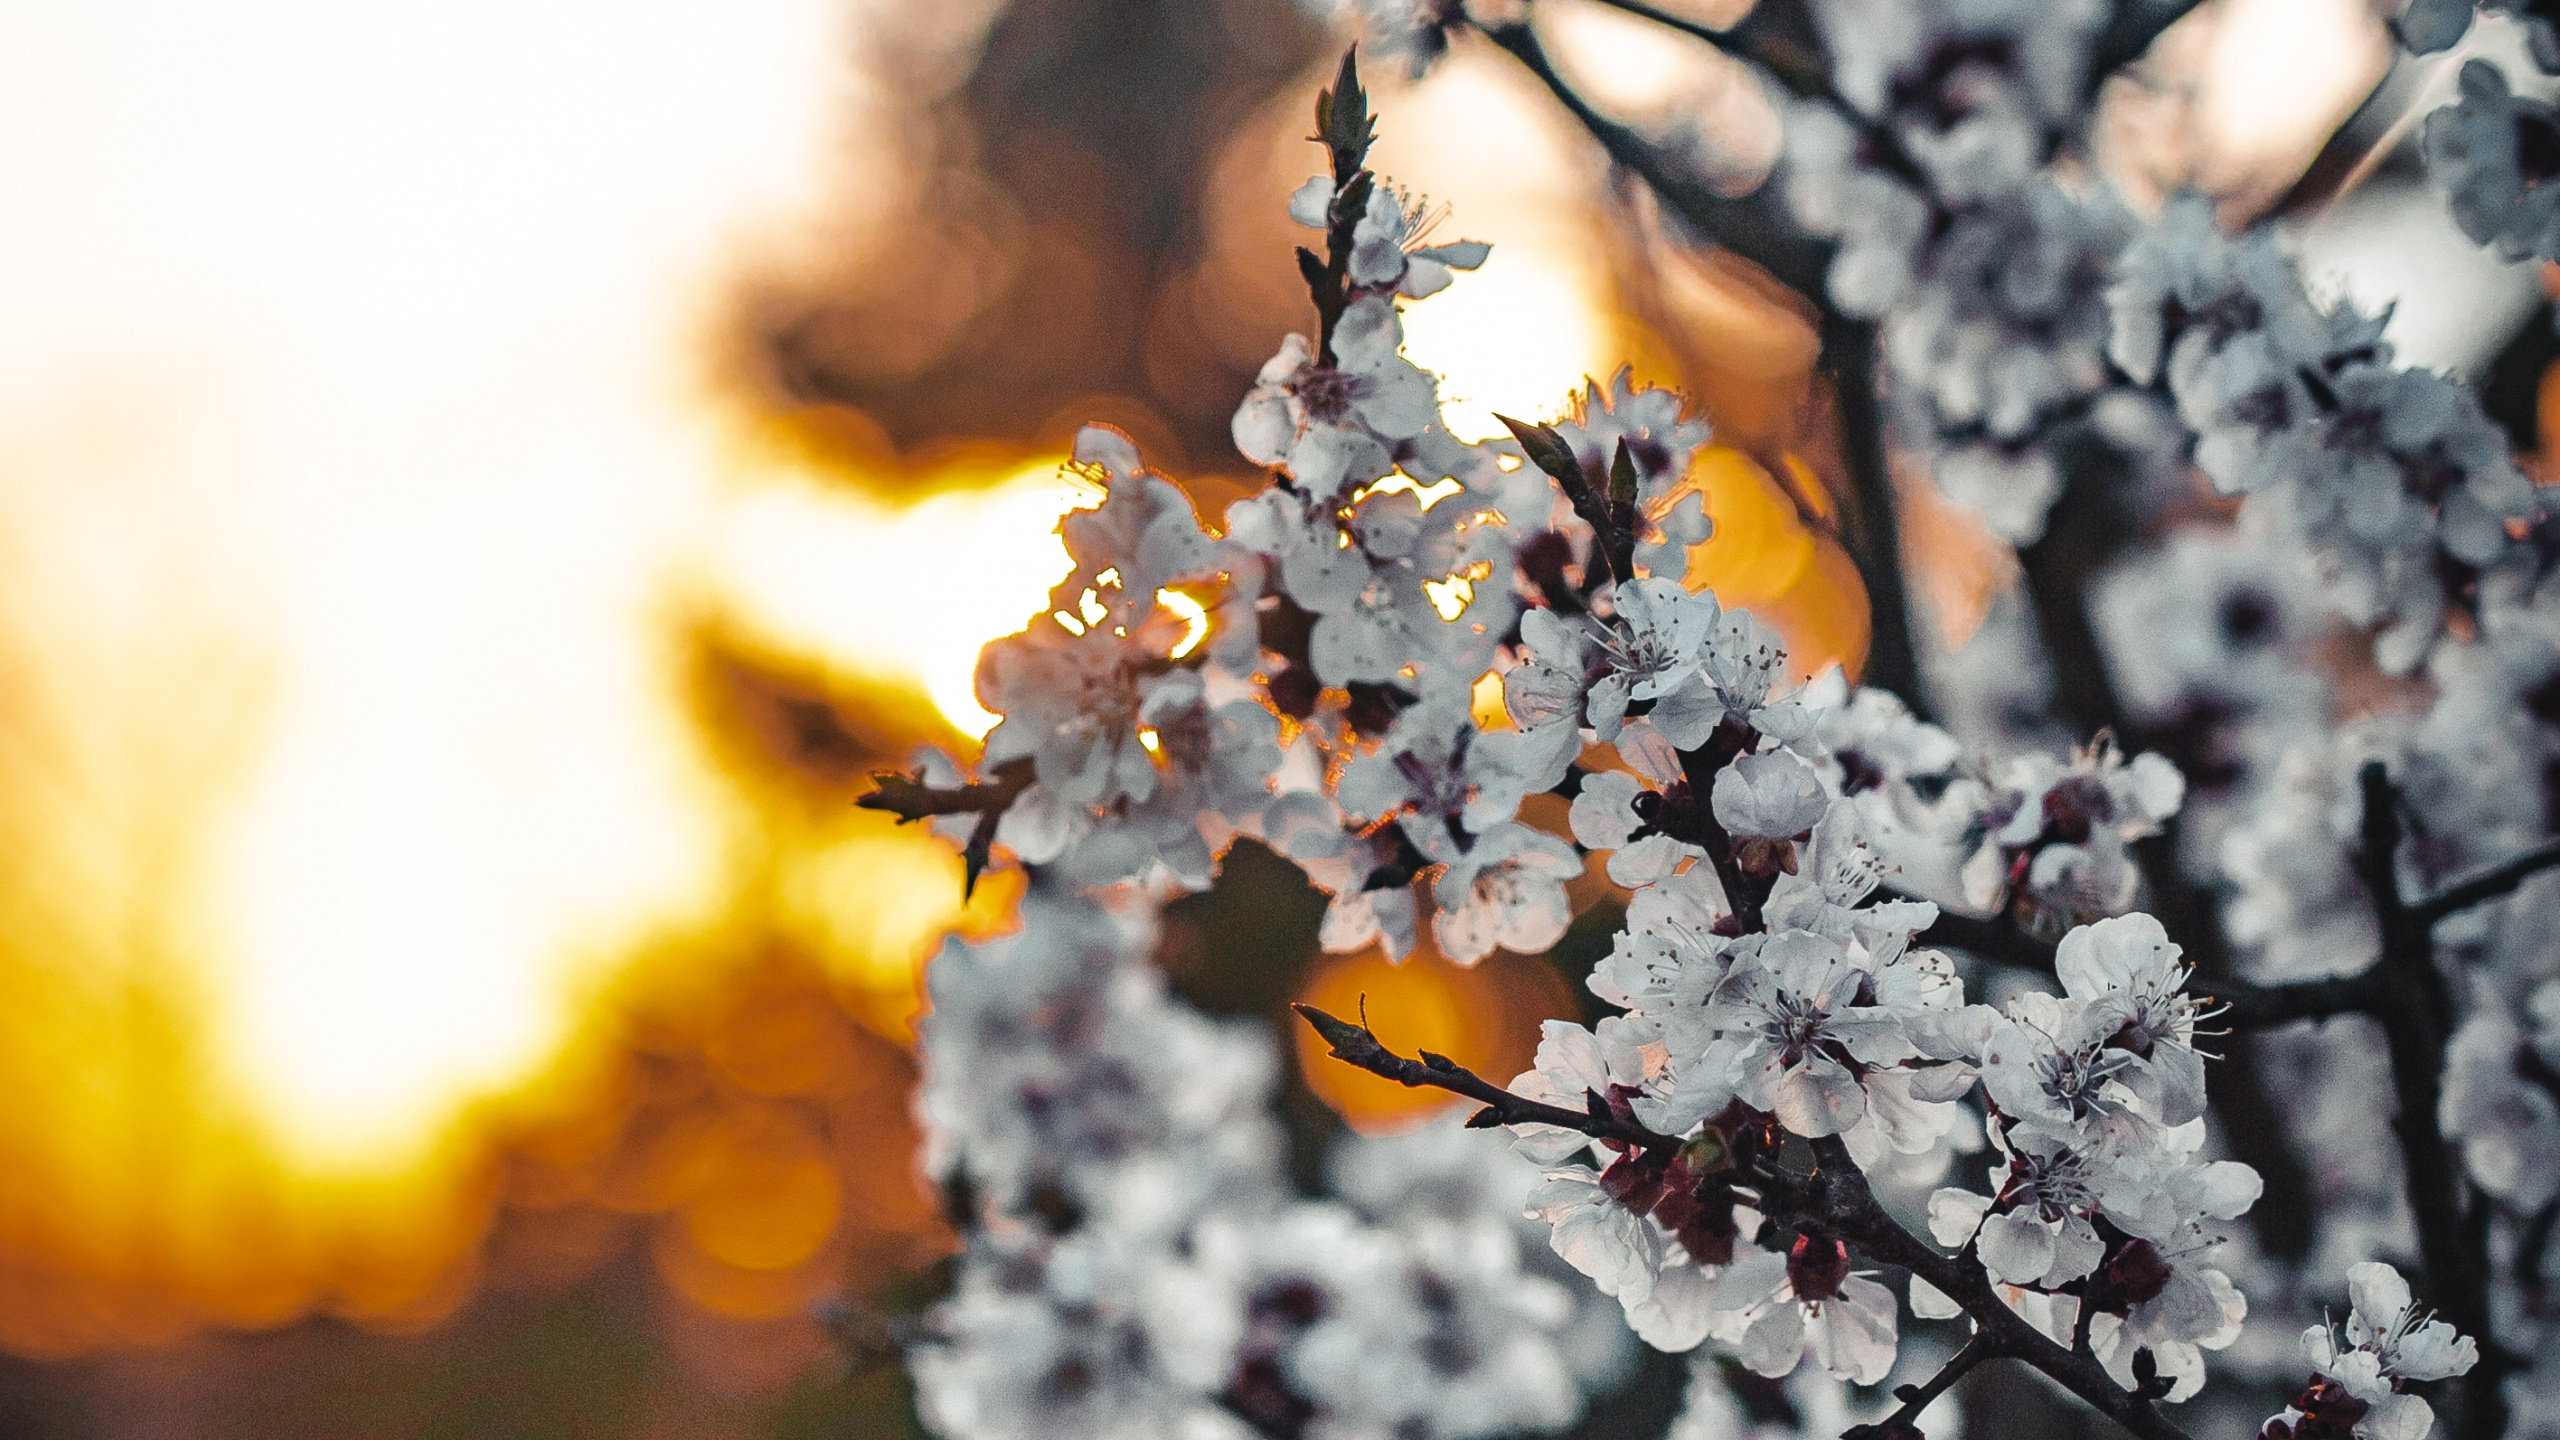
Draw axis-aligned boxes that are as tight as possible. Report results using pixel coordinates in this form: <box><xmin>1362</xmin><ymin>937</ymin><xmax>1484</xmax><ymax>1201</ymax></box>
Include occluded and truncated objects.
<box><xmin>0</xmin><ymin>0</ymin><xmax>863</xmax><ymax>1172</ymax></box>
<box><xmin>711</xmin><ymin>460</ymin><xmax>1091</xmax><ymax>735</ymax></box>
<box><xmin>1372</xmin><ymin>52</ymin><xmax>1624</xmax><ymax>440</ymax></box>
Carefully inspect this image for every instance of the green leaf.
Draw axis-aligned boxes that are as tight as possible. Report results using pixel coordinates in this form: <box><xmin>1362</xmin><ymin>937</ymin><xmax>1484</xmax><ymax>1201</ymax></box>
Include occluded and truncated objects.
<box><xmin>1610</xmin><ymin>438</ymin><xmax>1639</xmax><ymax>508</ymax></box>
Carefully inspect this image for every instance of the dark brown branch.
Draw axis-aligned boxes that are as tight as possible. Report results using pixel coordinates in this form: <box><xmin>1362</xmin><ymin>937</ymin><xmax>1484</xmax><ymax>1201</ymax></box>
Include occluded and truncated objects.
<box><xmin>2199</xmin><ymin>972</ymin><xmax>2376</xmax><ymax>1030</ymax></box>
<box><xmin>1771</xmin><ymin>1136</ymin><xmax>2196</xmax><ymax>1440</ymax></box>
<box><xmin>1845</xmin><ymin>1333</ymin><xmax>1995</xmax><ymax>1440</ymax></box>
<box><xmin>2412</xmin><ymin>836</ymin><xmax>2560</xmax><ymax>924</ymax></box>
<box><xmin>858</xmin><ymin>756</ymin><xmax>1037</xmax><ymax>899</ymax></box>
<box><xmin>2349</xmin><ymin>763</ymin><xmax>2506</xmax><ymax>1440</ymax></box>
<box><xmin>1471</xmin><ymin>20</ymin><xmax>1930</xmax><ymax>709</ymax></box>
<box><xmin>1472</xmin><ymin>20</ymin><xmax>1832</xmax><ymax>298</ymax></box>
<box><xmin>1913</xmin><ymin>904</ymin><xmax>2056</xmax><ymax>972</ymax></box>
<box><xmin>1820</xmin><ymin>311</ymin><xmax>1928</xmax><ymax>708</ymax></box>
<box><xmin>1911</xmin><ymin>898</ymin><xmax>2371</xmax><ymax>1029</ymax></box>
<box><xmin>1290</xmin><ymin>1002</ymin><xmax>1681</xmax><ymax>1151</ymax></box>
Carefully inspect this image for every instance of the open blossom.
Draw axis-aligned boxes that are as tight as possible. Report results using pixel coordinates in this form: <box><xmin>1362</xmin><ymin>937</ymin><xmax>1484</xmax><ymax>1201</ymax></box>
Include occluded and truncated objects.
<box><xmin>1928</xmin><ymin>1122</ymin><xmax>2111</xmax><ymax>1289</ymax></box>
<box><xmin>2085</xmin><ymin>1233</ymin><xmax>2249</xmax><ymax>1402</ymax></box>
<box><xmin>1706</xmin><ymin>1239</ymin><xmax>1899</xmax><ymax>1385</ymax></box>
<box><xmin>1432</xmin><ymin>821</ymin><xmax>1581</xmax><ymax>965</ymax></box>
<box><xmin>1335</xmin><ymin>698</ymin><xmax>1531</xmax><ymax>857</ymax></box>
<box><xmin>2264</xmin><ymin>1263</ymin><xmax>2479</xmax><ymax>1440</ymax></box>
<box><xmin>2054</xmin><ymin>913</ymin><xmax>2211</xmax><ymax>1127</ymax></box>
<box><xmin>1286</xmin><ymin>171</ymin><xmax>1491</xmax><ymax>298</ymax></box>
<box><xmin>1964</xmin><ymin>740</ymin><xmax>2184</xmax><ymax>934</ymax></box>
<box><xmin>1231</xmin><ymin>301</ymin><xmax>1438</xmax><ymax>504</ymax></box>
<box><xmin>1526</xmin><ymin>1163</ymin><xmax>1721</xmax><ymax>1352</ymax></box>
<box><xmin>1570</xmin><ymin>764</ymin><xmax>1710</xmax><ymax>889</ymax></box>
<box><xmin>1695</xmin><ymin>930</ymin><xmax>1914</xmax><ymax>1137</ymax></box>
<box><xmin>2439</xmin><ymin>1001</ymin><xmax>2560</xmax><ymax>1208</ymax></box>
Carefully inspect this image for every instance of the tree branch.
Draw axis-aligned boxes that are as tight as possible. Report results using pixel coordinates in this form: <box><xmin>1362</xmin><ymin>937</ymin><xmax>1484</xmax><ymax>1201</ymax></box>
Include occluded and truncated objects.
<box><xmin>1820</xmin><ymin>311</ymin><xmax>1928</xmax><ymax>708</ymax></box>
<box><xmin>2412</xmin><ymin>835</ymin><xmax>2560</xmax><ymax>924</ymax></box>
<box><xmin>859</xmin><ymin>756</ymin><xmax>1037</xmax><ymax>899</ymax></box>
<box><xmin>1766</xmin><ymin>1136</ymin><xmax>2196</xmax><ymax>1440</ymax></box>
<box><xmin>1290</xmin><ymin>1002</ymin><xmax>1682</xmax><ymax>1151</ymax></box>
<box><xmin>1471</xmin><ymin>19</ymin><xmax>1834</xmax><ymax>299</ymax></box>
<box><xmin>1470</xmin><ymin>20</ymin><xmax>1929</xmax><ymax>709</ymax></box>
<box><xmin>2197</xmin><ymin>972</ymin><xmax>2376</xmax><ymax>1030</ymax></box>
<box><xmin>2081</xmin><ymin>0</ymin><xmax>2213</xmax><ymax>100</ymax></box>
<box><xmin>1912</xmin><ymin>899</ymin><xmax>2372</xmax><ymax>1029</ymax></box>
<box><xmin>1845</xmin><ymin>1332</ymin><xmax>1995</xmax><ymax>1440</ymax></box>
<box><xmin>1913</xmin><ymin>904</ymin><xmax>2056</xmax><ymax>972</ymax></box>
<box><xmin>2349</xmin><ymin>762</ymin><xmax>2505</xmax><ymax>1440</ymax></box>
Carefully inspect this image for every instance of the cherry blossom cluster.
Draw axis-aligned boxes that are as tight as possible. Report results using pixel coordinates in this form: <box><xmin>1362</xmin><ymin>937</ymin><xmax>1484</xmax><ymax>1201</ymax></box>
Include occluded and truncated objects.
<box><xmin>2106</xmin><ymin>195</ymin><xmax>2538</xmax><ymax>674</ymax></box>
<box><xmin>871</xmin><ymin>20</ymin><xmax>2553</xmax><ymax>1439</ymax></box>
<box><xmin>909</xmin><ymin>893</ymin><xmax>1617</xmax><ymax>1440</ymax></box>
<box><xmin>1774</xmin><ymin>0</ymin><xmax>2159</xmax><ymax>545</ymax></box>
<box><xmin>2394</xmin><ymin>0</ymin><xmax>2560</xmax><ymax>262</ymax></box>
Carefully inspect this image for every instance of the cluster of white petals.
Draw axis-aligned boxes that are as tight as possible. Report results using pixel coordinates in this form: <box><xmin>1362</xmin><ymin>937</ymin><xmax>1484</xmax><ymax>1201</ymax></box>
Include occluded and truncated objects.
<box><xmin>892</xmin><ymin>18</ymin><xmax>2560</xmax><ymax>1437</ymax></box>
<box><xmin>912</xmin><ymin>898</ymin><xmax>1610</xmax><ymax>1440</ymax></box>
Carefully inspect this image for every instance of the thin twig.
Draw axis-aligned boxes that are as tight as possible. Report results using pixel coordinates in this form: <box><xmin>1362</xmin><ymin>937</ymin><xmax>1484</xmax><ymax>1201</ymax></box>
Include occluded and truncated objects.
<box><xmin>1471</xmin><ymin>20</ymin><xmax>1833</xmax><ymax>299</ymax></box>
<box><xmin>1289</xmin><ymin>1003</ymin><xmax>1681</xmax><ymax>1151</ymax></box>
<box><xmin>2412</xmin><ymin>836</ymin><xmax>2560</xmax><ymax>924</ymax></box>
<box><xmin>1846</xmin><ymin>1332</ymin><xmax>1997</xmax><ymax>1440</ymax></box>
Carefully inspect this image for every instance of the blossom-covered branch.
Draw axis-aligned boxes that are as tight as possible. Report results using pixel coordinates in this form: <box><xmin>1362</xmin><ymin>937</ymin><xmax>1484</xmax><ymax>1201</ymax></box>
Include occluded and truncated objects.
<box><xmin>879</xmin><ymin>16</ymin><xmax>2548</xmax><ymax>1439</ymax></box>
<box><xmin>1291</xmin><ymin>1002</ymin><xmax>1682</xmax><ymax>1151</ymax></box>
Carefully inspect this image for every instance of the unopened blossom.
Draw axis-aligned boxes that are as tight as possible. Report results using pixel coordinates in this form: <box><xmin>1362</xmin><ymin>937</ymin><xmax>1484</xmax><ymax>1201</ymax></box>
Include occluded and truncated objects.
<box><xmin>1713</xmin><ymin>750</ymin><xmax>1830</xmax><ymax>843</ymax></box>
<box><xmin>2264</xmin><ymin>1263</ymin><xmax>2479</xmax><ymax>1440</ymax></box>
<box><xmin>1706</xmin><ymin>1239</ymin><xmax>1900</xmax><ymax>1385</ymax></box>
